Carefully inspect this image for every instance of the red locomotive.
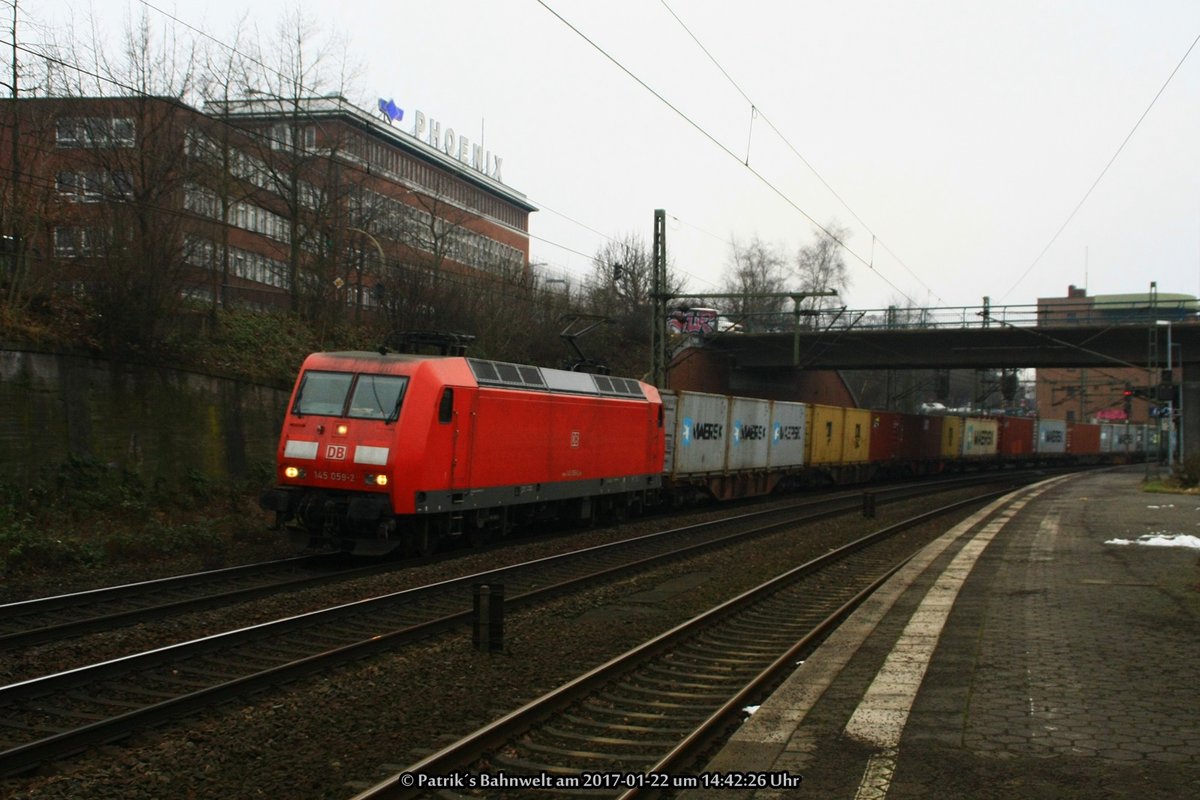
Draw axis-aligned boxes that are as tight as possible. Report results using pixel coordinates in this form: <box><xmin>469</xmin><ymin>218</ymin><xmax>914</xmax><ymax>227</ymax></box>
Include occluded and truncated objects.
<box><xmin>259</xmin><ymin>352</ymin><xmax>664</xmax><ymax>554</ymax></box>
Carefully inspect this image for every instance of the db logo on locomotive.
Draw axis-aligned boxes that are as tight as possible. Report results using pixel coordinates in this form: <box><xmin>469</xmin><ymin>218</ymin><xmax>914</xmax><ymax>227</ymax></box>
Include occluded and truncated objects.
<box><xmin>326</xmin><ymin>444</ymin><xmax>347</xmax><ymax>460</ymax></box>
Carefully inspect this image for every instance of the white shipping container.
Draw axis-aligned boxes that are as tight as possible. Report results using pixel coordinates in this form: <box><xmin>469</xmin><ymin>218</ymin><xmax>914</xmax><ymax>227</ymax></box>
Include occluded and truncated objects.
<box><xmin>1037</xmin><ymin>419</ymin><xmax>1068</xmax><ymax>454</ymax></box>
<box><xmin>768</xmin><ymin>401</ymin><xmax>808</xmax><ymax>468</ymax></box>
<box><xmin>1100</xmin><ymin>423</ymin><xmax>1118</xmax><ymax>453</ymax></box>
<box><xmin>1133</xmin><ymin>425</ymin><xmax>1148</xmax><ymax>452</ymax></box>
<box><xmin>962</xmin><ymin>417</ymin><xmax>999</xmax><ymax>458</ymax></box>
<box><xmin>727</xmin><ymin>397</ymin><xmax>772</xmax><ymax>471</ymax></box>
<box><xmin>668</xmin><ymin>391</ymin><xmax>731</xmax><ymax>476</ymax></box>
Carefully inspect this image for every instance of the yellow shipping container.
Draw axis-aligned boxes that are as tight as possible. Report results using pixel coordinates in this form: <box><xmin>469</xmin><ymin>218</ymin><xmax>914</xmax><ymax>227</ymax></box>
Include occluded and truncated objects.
<box><xmin>806</xmin><ymin>404</ymin><xmax>845</xmax><ymax>465</ymax></box>
<box><xmin>940</xmin><ymin>416</ymin><xmax>965</xmax><ymax>458</ymax></box>
<box><xmin>842</xmin><ymin>408</ymin><xmax>872</xmax><ymax>463</ymax></box>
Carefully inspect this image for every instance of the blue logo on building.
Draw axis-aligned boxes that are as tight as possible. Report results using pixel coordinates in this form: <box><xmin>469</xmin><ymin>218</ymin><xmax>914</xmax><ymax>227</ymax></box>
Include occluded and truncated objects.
<box><xmin>378</xmin><ymin>98</ymin><xmax>404</xmax><ymax>123</ymax></box>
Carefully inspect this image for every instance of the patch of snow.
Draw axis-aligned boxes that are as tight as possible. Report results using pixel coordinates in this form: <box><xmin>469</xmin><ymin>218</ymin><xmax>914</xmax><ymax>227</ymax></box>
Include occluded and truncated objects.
<box><xmin>1105</xmin><ymin>533</ymin><xmax>1200</xmax><ymax>549</ymax></box>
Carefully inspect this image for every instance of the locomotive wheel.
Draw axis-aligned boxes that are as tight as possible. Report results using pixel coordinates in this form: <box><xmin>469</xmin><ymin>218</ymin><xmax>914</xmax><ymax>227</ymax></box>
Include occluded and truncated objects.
<box><xmin>410</xmin><ymin>518</ymin><xmax>438</xmax><ymax>558</ymax></box>
<box><xmin>466</xmin><ymin>509</ymin><xmax>492</xmax><ymax>548</ymax></box>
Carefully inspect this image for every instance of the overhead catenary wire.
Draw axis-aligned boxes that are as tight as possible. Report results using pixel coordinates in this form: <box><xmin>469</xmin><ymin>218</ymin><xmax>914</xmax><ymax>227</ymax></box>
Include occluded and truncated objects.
<box><xmin>0</xmin><ymin>32</ymin><xmax>619</xmax><ymax>289</ymax></box>
<box><xmin>7</xmin><ymin>2</ymin><xmax>635</xmax><ymax>286</ymax></box>
<box><xmin>130</xmin><ymin>0</ymin><xmax>731</xmax><ymax>291</ymax></box>
<box><xmin>534</xmin><ymin>0</ymin><xmax>920</xmax><ymax>309</ymax></box>
<box><xmin>1002</xmin><ymin>28</ymin><xmax>1200</xmax><ymax>301</ymax></box>
<box><xmin>658</xmin><ymin>0</ymin><xmax>942</xmax><ymax>305</ymax></box>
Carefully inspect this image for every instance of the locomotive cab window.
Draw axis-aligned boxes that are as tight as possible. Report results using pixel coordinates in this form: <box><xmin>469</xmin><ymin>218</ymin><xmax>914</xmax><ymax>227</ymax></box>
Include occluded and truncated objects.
<box><xmin>349</xmin><ymin>375</ymin><xmax>408</xmax><ymax>421</ymax></box>
<box><xmin>293</xmin><ymin>370</ymin><xmax>408</xmax><ymax>421</ymax></box>
<box><xmin>293</xmin><ymin>371</ymin><xmax>353</xmax><ymax>416</ymax></box>
<box><xmin>438</xmin><ymin>388</ymin><xmax>454</xmax><ymax>424</ymax></box>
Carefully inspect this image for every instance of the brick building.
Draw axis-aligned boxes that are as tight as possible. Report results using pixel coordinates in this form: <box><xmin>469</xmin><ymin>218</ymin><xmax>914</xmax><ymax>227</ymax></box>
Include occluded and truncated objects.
<box><xmin>1</xmin><ymin>94</ymin><xmax>535</xmax><ymax>318</ymax></box>
<box><xmin>1035</xmin><ymin>285</ymin><xmax>1196</xmax><ymax>423</ymax></box>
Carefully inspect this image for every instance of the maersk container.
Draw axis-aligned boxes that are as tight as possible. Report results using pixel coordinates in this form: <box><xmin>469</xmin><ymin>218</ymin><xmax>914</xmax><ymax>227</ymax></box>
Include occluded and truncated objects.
<box><xmin>1037</xmin><ymin>419</ymin><xmax>1068</xmax><ymax>454</ymax></box>
<box><xmin>962</xmin><ymin>417</ymin><xmax>999</xmax><ymax>458</ymax></box>
<box><xmin>768</xmin><ymin>401</ymin><xmax>808</xmax><ymax>469</ymax></box>
<box><xmin>1099</xmin><ymin>423</ymin><xmax>1115</xmax><ymax>452</ymax></box>
<box><xmin>666</xmin><ymin>390</ymin><xmax>731</xmax><ymax>476</ymax></box>
<box><xmin>807</xmin><ymin>404</ymin><xmax>845</xmax><ymax>465</ymax></box>
<box><xmin>1102</xmin><ymin>422</ymin><xmax>1136</xmax><ymax>453</ymax></box>
<box><xmin>727</xmin><ymin>397</ymin><xmax>772</xmax><ymax>471</ymax></box>
<box><xmin>1136</xmin><ymin>425</ymin><xmax>1151</xmax><ymax>453</ymax></box>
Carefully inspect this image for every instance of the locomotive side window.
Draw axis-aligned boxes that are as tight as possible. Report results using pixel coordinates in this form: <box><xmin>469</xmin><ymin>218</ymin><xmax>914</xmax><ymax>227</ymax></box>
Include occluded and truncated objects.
<box><xmin>438</xmin><ymin>388</ymin><xmax>454</xmax><ymax>424</ymax></box>
<box><xmin>293</xmin><ymin>371</ymin><xmax>353</xmax><ymax>416</ymax></box>
<box><xmin>348</xmin><ymin>375</ymin><xmax>408</xmax><ymax>421</ymax></box>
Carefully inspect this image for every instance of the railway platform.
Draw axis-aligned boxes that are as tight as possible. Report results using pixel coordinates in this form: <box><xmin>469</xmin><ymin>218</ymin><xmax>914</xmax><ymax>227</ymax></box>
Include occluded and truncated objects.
<box><xmin>684</xmin><ymin>467</ymin><xmax>1200</xmax><ymax>799</ymax></box>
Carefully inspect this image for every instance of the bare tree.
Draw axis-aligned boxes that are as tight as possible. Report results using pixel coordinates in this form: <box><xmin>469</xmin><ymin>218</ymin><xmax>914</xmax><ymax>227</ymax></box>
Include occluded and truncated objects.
<box><xmin>193</xmin><ymin>18</ymin><xmax>260</xmax><ymax>317</ymax></box>
<box><xmin>51</xmin><ymin>9</ymin><xmax>204</xmax><ymax>353</ymax></box>
<box><xmin>571</xmin><ymin>233</ymin><xmax>686</xmax><ymax>377</ymax></box>
<box><xmin>722</xmin><ymin>234</ymin><xmax>788</xmax><ymax>331</ymax></box>
<box><xmin>232</xmin><ymin>7</ymin><xmax>360</xmax><ymax>322</ymax></box>
<box><xmin>795</xmin><ymin>221</ymin><xmax>850</xmax><ymax>311</ymax></box>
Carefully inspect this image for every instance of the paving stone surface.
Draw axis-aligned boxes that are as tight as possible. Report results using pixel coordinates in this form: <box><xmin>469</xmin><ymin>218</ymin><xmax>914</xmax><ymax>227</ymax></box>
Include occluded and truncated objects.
<box><xmin>684</xmin><ymin>468</ymin><xmax>1200</xmax><ymax>799</ymax></box>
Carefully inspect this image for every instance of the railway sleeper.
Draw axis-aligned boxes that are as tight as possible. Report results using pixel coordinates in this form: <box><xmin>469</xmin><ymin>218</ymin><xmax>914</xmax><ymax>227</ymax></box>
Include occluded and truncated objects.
<box><xmin>508</xmin><ymin>740</ymin><xmax>660</xmax><ymax>764</ymax></box>
<box><xmin>558</xmin><ymin>713</ymin><xmax>692</xmax><ymax>736</ymax></box>
<box><xmin>539</xmin><ymin>726</ymin><xmax>680</xmax><ymax>750</ymax></box>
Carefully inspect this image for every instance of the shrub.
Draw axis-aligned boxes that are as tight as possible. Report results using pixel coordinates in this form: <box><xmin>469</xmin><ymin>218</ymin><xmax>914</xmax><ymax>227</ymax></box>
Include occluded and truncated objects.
<box><xmin>0</xmin><ymin>518</ymin><xmax>101</xmax><ymax>574</ymax></box>
<box><xmin>1173</xmin><ymin>455</ymin><xmax>1200</xmax><ymax>488</ymax></box>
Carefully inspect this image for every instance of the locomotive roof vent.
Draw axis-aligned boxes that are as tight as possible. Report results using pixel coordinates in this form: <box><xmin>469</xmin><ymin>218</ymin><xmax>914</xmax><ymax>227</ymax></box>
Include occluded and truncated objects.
<box><xmin>593</xmin><ymin>375</ymin><xmax>646</xmax><ymax>398</ymax></box>
<box><xmin>468</xmin><ymin>358</ymin><xmax>645</xmax><ymax>400</ymax></box>
<box><xmin>468</xmin><ymin>358</ymin><xmax>547</xmax><ymax>390</ymax></box>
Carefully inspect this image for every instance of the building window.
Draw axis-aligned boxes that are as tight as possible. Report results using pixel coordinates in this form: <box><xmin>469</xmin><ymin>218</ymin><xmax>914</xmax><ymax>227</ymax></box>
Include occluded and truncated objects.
<box><xmin>269</xmin><ymin>123</ymin><xmax>316</xmax><ymax>152</ymax></box>
<box><xmin>56</xmin><ymin>117</ymin><xmax>135</xmax><ymax>148</ymax></box>
<box><xmin>57</xmin><ymin>171</ymin><xmax>132</xmax><ymax>202</ymax></box>
<box><xmin>54</xmin><ymin>227</ymin><xmax>102</xmax><ymax>257</ymax></box>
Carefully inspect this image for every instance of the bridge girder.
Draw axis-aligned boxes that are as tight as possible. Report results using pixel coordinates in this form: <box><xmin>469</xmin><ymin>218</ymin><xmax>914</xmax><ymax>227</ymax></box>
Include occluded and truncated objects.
<box><xmin>706</xmin><ymin>324</ymin><xmax>1200</xmax><ymax>372</ymax></box>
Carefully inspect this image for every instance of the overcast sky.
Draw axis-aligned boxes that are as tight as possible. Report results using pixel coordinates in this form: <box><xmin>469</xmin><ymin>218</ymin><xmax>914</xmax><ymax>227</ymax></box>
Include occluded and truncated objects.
<box><xmin>26</xmin><ymin>0</ymin><xmax>1200</xmax><ymax>312</ymax></box>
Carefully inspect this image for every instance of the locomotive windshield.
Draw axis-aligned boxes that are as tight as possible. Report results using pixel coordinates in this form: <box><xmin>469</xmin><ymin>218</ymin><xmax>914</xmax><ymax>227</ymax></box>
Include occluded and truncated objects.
<box><xmin>293</xmin><ymin>371</ymin><xmax>408</xmax><ymax>421</ymax></box>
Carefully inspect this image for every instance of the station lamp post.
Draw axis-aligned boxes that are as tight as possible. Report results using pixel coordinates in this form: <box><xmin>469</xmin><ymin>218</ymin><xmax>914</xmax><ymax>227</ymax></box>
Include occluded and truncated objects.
<box><xmin>345</xmin><ymin>227</ymin><xmax>386</xmax><ymax>325</ymax></box>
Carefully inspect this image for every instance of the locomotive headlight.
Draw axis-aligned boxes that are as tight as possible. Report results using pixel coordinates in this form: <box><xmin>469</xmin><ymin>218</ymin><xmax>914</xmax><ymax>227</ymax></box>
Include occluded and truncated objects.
<box><xmin>336</xmin><ymin>424</ymin><xmax>349</xmax><ymax>436</ymax></box>
<box><xmin>366</xmin><ymin>474</ymin><xmax>388</xmax><ymax>487</ymax></box>
<box><xmin>284</xmin><ymin>466</ymin><xmax>303</xmax><ymax>479</ymax></box>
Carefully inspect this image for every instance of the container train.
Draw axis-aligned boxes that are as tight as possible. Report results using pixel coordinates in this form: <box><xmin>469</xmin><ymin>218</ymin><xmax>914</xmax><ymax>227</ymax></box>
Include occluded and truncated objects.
<box><xmin>259</xmin><ymin>351</ymin><xmax>1151</xmax><ymax>555</ymax></box>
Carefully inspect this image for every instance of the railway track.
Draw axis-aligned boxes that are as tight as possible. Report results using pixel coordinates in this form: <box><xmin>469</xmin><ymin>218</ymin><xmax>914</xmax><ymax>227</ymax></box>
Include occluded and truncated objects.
<box><xmin>0</xmin><ymin>474</ymin><xmax>995</xmax><ymax>658</ymax></box>
<box><xmin>350</xmin><ymin>480</ymin><xmax>1057</xmax><ymax>800</ymax></box>
<box><xmin>0</xmin><ymin>552</ymin><xmax>401</xmax><ymax>651</ymax></box>
<box><xmin>0</xmin><ymin>474</ymin><xmax>1036</xmax><ymax>777</ymax></box>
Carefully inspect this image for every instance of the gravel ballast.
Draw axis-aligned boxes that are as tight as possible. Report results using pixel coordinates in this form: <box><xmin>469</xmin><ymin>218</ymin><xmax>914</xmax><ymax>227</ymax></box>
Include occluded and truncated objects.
<box><xmin>2</xmin><ymin>490</ymin><xmax>990</xmax><ymax>799</ymax></box>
